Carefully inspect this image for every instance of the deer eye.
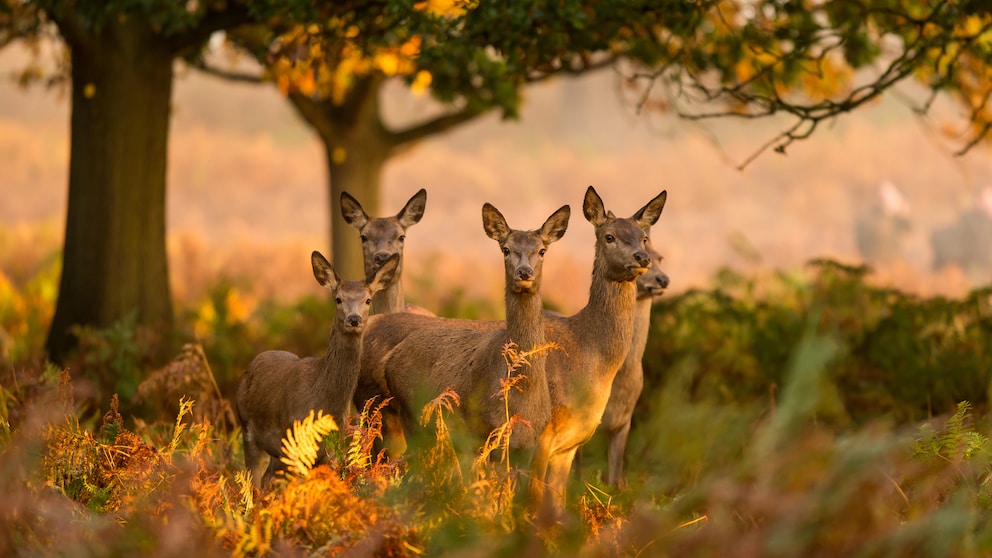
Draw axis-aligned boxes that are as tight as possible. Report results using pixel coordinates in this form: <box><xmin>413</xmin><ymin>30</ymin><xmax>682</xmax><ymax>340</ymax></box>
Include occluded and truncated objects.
<box><xmin>539</xmin><ymin>248</ymin><xmax>546</xmax><ymax>256</ymax></box>
<box><xmin>502</xmin><ymin>247</ymin><xmax>510</xmax><ymax>256</ymax></box>
<box><xmin>366</xmin><ymin>298</ymin><xmax>372</xmax><ymax>305</ymax></box>
<box><xmin>605</xmin><ymin>234</ymin><xmax>615</xmax><ymax>243</ymax></box>
<box><xmin>360</xmin><ymin>235</ymin><xmax>368</xmax><ymax>243</ymax></box>
<box><xmin>335</xmin><ymin>297</ymin><xmax>342</xmax><ymax>304</ymax></box>
<box><xmin>398</xmin><ymin>235</ymin><xmax>406</xmax><ymax>242</ymax></box>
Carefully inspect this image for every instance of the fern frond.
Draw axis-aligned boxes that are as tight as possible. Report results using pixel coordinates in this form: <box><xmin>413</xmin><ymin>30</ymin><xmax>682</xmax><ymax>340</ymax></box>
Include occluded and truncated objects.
<box><xmin>167</xmin><ymin>396</ymin><xmax>196</xmax><ymax>456</ymax></box>
<box><xmin>420</xmin><ymin>387</ymin><xmax>461</xmax><ymax>431</ymax></box>
<box><xmin>501</xmin><ymin>340</ymin><xmax>566</xmax><ymax>374</ymax></box>
<box><xmin>279</xmin><ymin>410</ymin><xmax>338</xmax><ymax>478</ymax></box>
<box><xmin>235</xmin><ymin>469</ymin><xmax>254</xmax><ymax>514</ymax></box>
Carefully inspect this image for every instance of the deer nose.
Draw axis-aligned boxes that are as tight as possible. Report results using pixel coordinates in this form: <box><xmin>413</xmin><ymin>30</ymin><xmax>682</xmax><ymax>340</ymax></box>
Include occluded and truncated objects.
<box><xmin>657</xmin><ymin>273</ymin><xmax>670</xmax><ymax>289</ymax></box>
<box><xmin>346</xmin><ymin>315</ymin><xmax>362</xmax><ymax>327</ymax></box>
<box><xmin>516</xmin><ymin>267</ymin><xmax>534</xmax><ymax>281</ymax></box>
<box><xmin>373</xmin><ymin>252</ymin><xmax>392</xmax><ymax>267</ymax></box>
<box><xmin>634</xmin><ymin>251</ymin><xmax>650</xmax><ymax>267</ymax></box>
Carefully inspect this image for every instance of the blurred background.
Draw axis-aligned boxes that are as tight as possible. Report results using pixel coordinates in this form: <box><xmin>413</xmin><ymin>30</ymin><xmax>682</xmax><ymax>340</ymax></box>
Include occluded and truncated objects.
<box><xmin>2</xmin><ymin>43</ymin><xmax>991</xmax><ymax>317</ymax></box>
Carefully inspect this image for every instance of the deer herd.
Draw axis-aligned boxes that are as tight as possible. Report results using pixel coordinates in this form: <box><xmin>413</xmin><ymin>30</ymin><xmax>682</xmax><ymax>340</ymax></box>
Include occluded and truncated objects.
<box><xmin>236</xmin><ymin>185</ymin><xmax>669</xmax><ymax>515</ymax></box>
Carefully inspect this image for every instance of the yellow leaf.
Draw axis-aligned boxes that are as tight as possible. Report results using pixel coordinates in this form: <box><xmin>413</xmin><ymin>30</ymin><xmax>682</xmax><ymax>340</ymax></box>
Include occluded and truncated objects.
<box><xmin>376</xmin><ymin>52</ymin><xmax>399</xmax><ymax>76</ymax></box>
<box><xmin>83</xmin><ymin>83</ymin><xmax>96</xmax><ymax>99</ymax></box>
<box><xmin>411</xmin><ymin>71</ymin><xmax>432</xmax><ymax>96</ymax></box>
<box><xmin>297</xmin><ymin>71</ymin><xmax>316</xmax><ymax>96</ymax></box>
<box><xmin>400</xmin><ymin>36</ymin><xmax>422</xmax><ymax>58</ymax></box>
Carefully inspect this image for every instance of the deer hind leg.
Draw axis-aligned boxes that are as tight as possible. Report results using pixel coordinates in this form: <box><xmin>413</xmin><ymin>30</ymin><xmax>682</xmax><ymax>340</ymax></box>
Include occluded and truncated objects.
<box><xmin>242</xmin><ymin>429</ymin><xmax>270</xmax><ymax>488</ymax></box>
<box><xmin>262</xmin><ymin>452</ymin><xmax>286</xmax><ymax>487</ymax></box>
<box><xmin>606</xmin><ymin>420</ymin><xmax>631</xmax><ymax>488</ymax></box>
<box><xmin>381</xmin><ymin>408</ymin><xmax>409</xmax><ymax>456</ymax></box>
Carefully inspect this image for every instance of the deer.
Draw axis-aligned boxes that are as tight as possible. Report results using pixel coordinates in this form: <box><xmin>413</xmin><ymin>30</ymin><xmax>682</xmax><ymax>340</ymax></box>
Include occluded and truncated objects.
<box><xmin>528</xmin><ymin>186</ymin><xmax>667</xmax><ymax>516</ymax></box>
<box><xmin>598</xmin><ymin>236</ymin><xmax>668</xmax><ymax>488</ymax></box>
<box><xmin>339</xmin><ymin>188</ymin><xmax>430</xmax><ymax>316</ymax></box>
<box><xmin>235</xmin><ymin>251</ymin><xmax>399</xmax><ymax>487</ymax></box>
<box><xmin>854</xmin><ymin>181</ymin><xmax>911</xmax><ymax>267</ymax></box>
<box><xmin>360</xmin><ymin>186</ymin><xmax>666</xmax><ymax>515</ymax></box>
<box><xmin>931</xmin><ymin>185</ymin><xmax>992</xmax><ymax>284</ymax></box>
<box><xmin>358</xmin><ymin>203</ymin><xmax>571</xmax><ymax>449</ymax></box>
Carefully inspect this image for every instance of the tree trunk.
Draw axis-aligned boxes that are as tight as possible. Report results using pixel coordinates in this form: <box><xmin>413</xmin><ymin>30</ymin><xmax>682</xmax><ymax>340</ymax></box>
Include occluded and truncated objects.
<box><xmin>288</xmin><ymin>78</ymin><xmax>392</xmax><ymax>281</ymax></box>
<box><xmin>324</xmin><ymin>132</ymin><xmax>391</xmax><ymax>280</ymax></box>
<box><xmin>46</xmin><ymin>17</ymin><xmax>174</xmax><ymax>364</ymax></box>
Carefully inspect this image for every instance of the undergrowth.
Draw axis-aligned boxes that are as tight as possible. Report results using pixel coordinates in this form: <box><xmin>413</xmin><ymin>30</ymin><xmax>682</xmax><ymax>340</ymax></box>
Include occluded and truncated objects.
<box><xmin>1</xmin><ymin>260</ymin><xmax>992</xmax><ymax>555</ymax></box>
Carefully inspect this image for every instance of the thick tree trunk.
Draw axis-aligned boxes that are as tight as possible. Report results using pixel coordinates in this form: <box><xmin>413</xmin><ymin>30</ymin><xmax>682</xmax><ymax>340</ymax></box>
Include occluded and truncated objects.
<box><xmin>46</xmin><ymin>18</ymin><xmax>174</xmax><ymax>363</ymax></box>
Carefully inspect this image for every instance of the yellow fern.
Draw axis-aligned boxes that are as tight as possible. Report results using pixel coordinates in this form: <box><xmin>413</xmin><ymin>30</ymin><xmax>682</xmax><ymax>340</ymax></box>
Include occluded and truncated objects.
<box><xmin>279</xmin><ymin>410</ymin><xmax>338</xmax><ymax>478</ymax></box>
<box><xmin>167</xmin><ymin>396</ymin><xmax>195</xmax><ymax>457</ymax></box>
<box><xmin>235</xmin><ymin>470</ymin><xmax>254</xmax><ymax>514</ymax></box>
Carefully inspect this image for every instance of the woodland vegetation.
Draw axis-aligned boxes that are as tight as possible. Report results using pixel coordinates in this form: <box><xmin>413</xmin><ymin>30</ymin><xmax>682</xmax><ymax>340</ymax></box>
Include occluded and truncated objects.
<box><xmin>3</xmin><ymin>0</ymin><xmax>992</xmax><ymax>555</ymax></box>
<box><xmin>1</xmin><ymin>244</ymin><xmax>991</xmax><ymax>555</ymax></box>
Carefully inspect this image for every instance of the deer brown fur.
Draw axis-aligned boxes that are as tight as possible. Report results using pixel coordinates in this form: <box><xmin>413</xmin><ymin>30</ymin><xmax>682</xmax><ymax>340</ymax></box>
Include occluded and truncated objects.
<box><xmin>528</xmin><ymin>186</ymin><xmax>667</xmax><ymax>515</ymax></box>
<box><xmin>599</xmin><ymin>237</ymin><xmax>668</xmax><ymax>488</ymax></box>
<box><xmin>358</xmin><ymin>204</ymin><xmax>571</xmax><ymax>447</ymax></box>
<box><xmin>235</xmin><ymin>251</ymin><xmax>399</xmax><ymax>487</ymax></box>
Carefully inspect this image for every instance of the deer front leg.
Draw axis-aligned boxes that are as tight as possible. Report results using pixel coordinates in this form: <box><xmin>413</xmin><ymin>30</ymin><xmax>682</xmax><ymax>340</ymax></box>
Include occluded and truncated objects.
<box><xmin>545</xmin><ymin>447</ymin><xmax>579</xmax><ymax>517</ymax></box>
<box><xmin>528</xmin><ymin>424</ymin><xmax>557</xmax><ymax>510</ymax></box>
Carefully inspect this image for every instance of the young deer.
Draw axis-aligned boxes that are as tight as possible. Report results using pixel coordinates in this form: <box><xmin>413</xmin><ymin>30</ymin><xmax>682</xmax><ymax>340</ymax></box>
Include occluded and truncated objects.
<box><xmin>359</xmin><ymin>203</ymin><xmax>571</xmax><ymax>447</ymax></box>
<box><xmin>236</xmin><ymin>251</ymin><xmax>399</xmax><ymax>487</ymax></box>
<box><xmin>340</xmin><ymin>188</ymin><xmax>429</xmax><ymax>316</ymax></box>
<box><xmin>530</xmin><ymin>186</ymin><xmax>667</xmax><ymax>515</ymax></box>
<box><xmin>598</xmin><ymin>236</ymin><xmax>668</xmax><ymax>488</ymax></box>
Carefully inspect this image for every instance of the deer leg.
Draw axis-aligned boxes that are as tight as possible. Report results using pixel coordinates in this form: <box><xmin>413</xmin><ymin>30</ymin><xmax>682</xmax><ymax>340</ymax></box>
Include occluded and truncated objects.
<box><xmin>381</xmin><ymin>409</ymin><xmax>408</xmax><ymax>456</ymax></box>
<box><xmin>606</xmin><ymin>420</ymin><xmax>631</xmax><ymax>488</ymax></box>
<box><xmin>242</xmin><ymin>431</ymin><xmax>269</xmax><ymax>488</ymax></box>
<box><xmin>262</xmin><ymin>452</ymin><xmax>286</xmax><ymax>487</ymax></box>
<box><xmin>528</xmin><ymin>428</ymin><xmax>556</xmax><ymax>509</ymax></box>
<box><xmin>545</xmin><ymin>447</ymin><xmax>579</xmax><ymax>517</ymax></box>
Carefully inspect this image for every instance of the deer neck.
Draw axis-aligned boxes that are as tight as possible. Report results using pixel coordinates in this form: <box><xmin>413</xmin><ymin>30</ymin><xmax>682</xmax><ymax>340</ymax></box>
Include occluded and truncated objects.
<box><xmin>371</xmin><ymin>287</ymin><xmax>404</xmax><ymax>315</ymax></box>
<box><xmin>371</xmin><ymin>265</ymin><xmax>405</xmax><ymax>314</ymax></box>
<box><xmin>318</xmin><ymin>329</ymin><xmax>363</xmax><ymax>396</ymax></box>
<box><xmin>505</xmin><ymin>285</ymin><xmax>546</xmax><ymax>353</ymax></box>
<box><xmin>577</xmin><ymin>262</ymin><xmax>638</xmax><ymax>371</ymax></box>
<box><xmin>629</xmin><ymin>297</ymin><xmax>653</xmax><ymax>360</ymax></box>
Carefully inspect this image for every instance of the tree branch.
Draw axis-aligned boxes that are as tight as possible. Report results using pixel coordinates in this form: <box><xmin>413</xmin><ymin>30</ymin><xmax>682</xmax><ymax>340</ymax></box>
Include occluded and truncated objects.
<box><xmin>388</xmin><ymin>104</ymin><xmax>487</xmax><ymax>152</ymax></box>
<box><xmin>167</xmin><ymin>1</ymin><xmax>255</xmax><ymax>55</ymax></box>
<box><xmin>188</xmin><ymin>58</ymin><xmax>265</xmax><ymax>84</ymax></box>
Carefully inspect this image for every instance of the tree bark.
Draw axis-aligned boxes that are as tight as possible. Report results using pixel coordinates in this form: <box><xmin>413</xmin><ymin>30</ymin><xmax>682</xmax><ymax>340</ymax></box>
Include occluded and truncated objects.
<box><xmin>45</xmin><ymin>16</ymin><xmax>174</xmax><ymax>363</ymax></box>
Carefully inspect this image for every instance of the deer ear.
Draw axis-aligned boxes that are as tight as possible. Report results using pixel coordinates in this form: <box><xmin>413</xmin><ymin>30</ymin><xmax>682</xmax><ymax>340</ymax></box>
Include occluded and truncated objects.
<box><xmin>340</xmin><ymin>192</ymin><xmax>369</xmax><ymax>230</ymax></box>
<box><xmin>367</xmin><ymin>253</ymin><xmax>400</xmax><ymax>293</ymax></box>
<box><xmin>482</xmin><ymin>203</ymin><xmax>511</xmax><ymax>243</ymax></box>
<box><xmin>311</xmin><ymin>251</ymin><xmax>339</xmax><ymax>290</ymax></box>
<box><xmin>540</xmin><ymin>205</ymin><xmax>570</xmax><ymax>244</ymax></box>
<box><xmin>397</xmin><ymin>188</ymin><xmax>427</xmax><ymax>228</ymax></box>
<box><xmin>632</xmin><ymin>190</ymin><xmax>667</xmax><ymax>229</ymax></box>
<box><xmin>583</xmin><ymin>186</ymin><xmax>607</xmax><ymax>226</ymax></box>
